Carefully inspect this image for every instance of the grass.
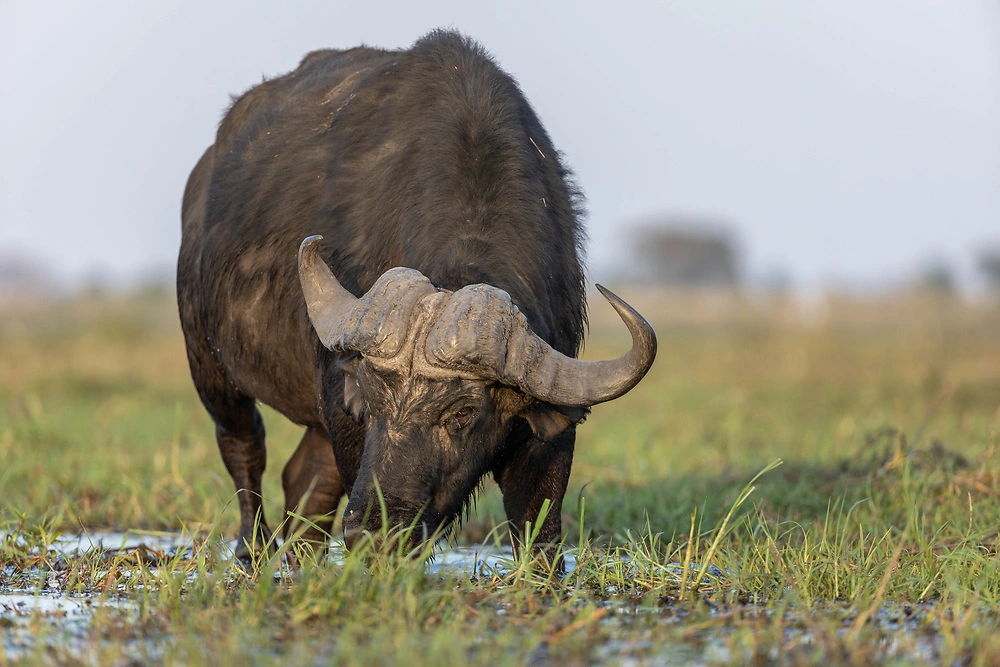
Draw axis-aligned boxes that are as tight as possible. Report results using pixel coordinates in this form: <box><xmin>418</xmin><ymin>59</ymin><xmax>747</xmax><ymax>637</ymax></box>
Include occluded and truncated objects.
<box><xmin>1</xmin><ymin>288</ymin><xmax>999</xmax><ymax>664</ymax></box>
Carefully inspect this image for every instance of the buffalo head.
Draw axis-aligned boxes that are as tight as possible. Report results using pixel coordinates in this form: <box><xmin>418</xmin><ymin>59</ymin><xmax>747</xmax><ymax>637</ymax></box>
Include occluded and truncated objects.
<box><xmin>298</xmin><ymin>235</ymin><xmax>656</xmax><ymax>551</ymax></box>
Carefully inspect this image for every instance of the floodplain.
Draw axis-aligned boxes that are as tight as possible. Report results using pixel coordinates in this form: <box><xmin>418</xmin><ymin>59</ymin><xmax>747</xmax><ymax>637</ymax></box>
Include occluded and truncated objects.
<box><xmin>1</xmin><ymin>287</ymin><xmax>999</xmax><ymax>664</ymax></box>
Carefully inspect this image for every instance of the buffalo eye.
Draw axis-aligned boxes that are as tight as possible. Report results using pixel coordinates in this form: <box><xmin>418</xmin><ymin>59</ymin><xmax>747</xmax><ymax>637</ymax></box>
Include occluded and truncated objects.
<box><xmin>445</xmin><ymin>406</ymin><xmax>478</xmax><ymax>432</ymax></box>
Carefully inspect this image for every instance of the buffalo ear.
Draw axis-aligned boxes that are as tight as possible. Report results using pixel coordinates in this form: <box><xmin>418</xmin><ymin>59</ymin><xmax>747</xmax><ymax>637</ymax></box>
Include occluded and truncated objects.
<box><xmin>520</xmin><ymin>403</ymin><xmax>589</xmax><ymax>442</ymax></box>
<box><xmin>343</xmin><ymin>375</ymin><xmax>366</xmax><ymax>425</ymax></box>
<box><xmin>338</xmin><ymin>356</ymin><xmax>367</xmax><ymax>425</ymax></box>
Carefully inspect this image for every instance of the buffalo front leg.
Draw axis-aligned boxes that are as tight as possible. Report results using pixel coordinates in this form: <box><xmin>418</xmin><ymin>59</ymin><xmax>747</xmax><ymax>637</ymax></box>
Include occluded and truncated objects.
<box><xmin>215</xmin><ymin>402</ymin><xmax>272</xmax><ymax>560</ymax></box>
<box><xmin>493</xmin><ymin>427</ymin><xmax>576</xmax><ymax>567</ymax></box>
<box><xmin>282</xmin><ymin>427</ymin><xmax>344</xmax><ymax>549</ymax></box>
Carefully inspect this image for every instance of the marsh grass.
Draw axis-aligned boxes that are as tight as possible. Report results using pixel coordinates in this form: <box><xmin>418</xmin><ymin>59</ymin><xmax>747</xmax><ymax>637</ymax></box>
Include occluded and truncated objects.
<box><xmin>1</xmin><ymin>289</ymin><xmax>999</xmax><ymax>664</ymax></box>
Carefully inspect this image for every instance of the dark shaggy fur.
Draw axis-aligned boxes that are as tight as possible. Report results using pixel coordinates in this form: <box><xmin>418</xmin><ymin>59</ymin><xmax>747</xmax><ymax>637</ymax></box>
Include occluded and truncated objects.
<box><xmin>178</xmin><ymin>30</ymin><xmax>588</xmax><ymax>555</ymax></box>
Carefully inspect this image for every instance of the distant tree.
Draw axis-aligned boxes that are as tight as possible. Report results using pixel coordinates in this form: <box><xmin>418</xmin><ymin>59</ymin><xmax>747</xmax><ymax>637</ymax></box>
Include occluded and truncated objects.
<box><xmin>0</xmin><ymin>251</ymin><xmax>53</xmax><ymax>293</ymax></box>
<box><xmin>629</xmin><ymin>220</ymin><xmax>741</xmax><ymax>288</ymax></box>
<box><xmin>978</xmin><ymin>248</ymin><xmax>1000</xmax><ymax>293</ymax></box>
<box><xmin>916</xmin><ymin>259</ymin><xmax>956</xmax><ymax>296</ymax></box>
<box><xmin>760</xmin><ymin>266</ymin><xmax>793</xmax><ymax>295</ymax></box>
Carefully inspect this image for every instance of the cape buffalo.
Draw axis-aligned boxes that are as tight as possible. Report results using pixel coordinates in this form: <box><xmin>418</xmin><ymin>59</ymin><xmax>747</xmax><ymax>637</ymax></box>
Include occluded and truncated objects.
<box><xmin>177</xmin><ymin>30</ymin><xmax>657</xmax><ymax>558</ymax></box>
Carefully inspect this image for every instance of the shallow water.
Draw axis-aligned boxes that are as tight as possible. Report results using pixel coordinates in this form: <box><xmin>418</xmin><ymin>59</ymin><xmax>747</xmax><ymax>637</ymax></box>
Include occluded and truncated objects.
<box><xmin>0</xmin><ymin>530</ymin><xmax>952</xmax><ymax>663</ymax></box>
<box><xmin>0</xmin><ymin>530</ymin><xmax>535</xmax><ymax>660</ymax></box>
<box><xmin>0</xmin><ymin>588</ymin><xmax>141</xmax><ymax>661</ymax></box>
<box><xmin>7</xmin><ymin>528</ymin><xmax>521</xmax><ymax>571</ymax></box>
<box><xmin>52</xmin><ymin>530</ymin><xmax>202</xmax><ymax>556</ymax></box>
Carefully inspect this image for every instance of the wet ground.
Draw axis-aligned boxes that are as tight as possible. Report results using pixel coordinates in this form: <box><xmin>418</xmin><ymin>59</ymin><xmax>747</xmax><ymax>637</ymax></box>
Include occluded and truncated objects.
<box><xmin>0</xmin><ymin>531</ymin><xmax>955</xmax><ymax>663</ymax></box>
<box><xmin>1</xmin><ymin>531</ymin><xmax>178</xmax><ymax>661</ymax></box>
<box><xmin>0</xmin><ymin>530</ymin><xmax>533</xmax><ymax>661</ymax></box>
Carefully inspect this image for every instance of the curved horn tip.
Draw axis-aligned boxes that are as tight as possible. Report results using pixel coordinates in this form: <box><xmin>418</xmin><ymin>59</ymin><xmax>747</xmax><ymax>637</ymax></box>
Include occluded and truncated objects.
<box><xmin>595</xmin><ymin>284</ymin><xmax>650</xmax><ymax>325</ymax></box>
<box><xmin>594</xmin><ymin>283</ymin><xmax>624</xmax><ymax>304</ymax></box>
<box><xmin>595</xmin><ymin>282</ymin><xmax>658</xmax><ymax>380</ymax></box>
<box><xmin>298</xmin><ymin>235</ymin><xmax>325</xmax><ymax>265</ymax></box>
<box><xmin>594</xmin><ymin>283</ymin><xmax>616</xmax><ymax>303</ymax></box>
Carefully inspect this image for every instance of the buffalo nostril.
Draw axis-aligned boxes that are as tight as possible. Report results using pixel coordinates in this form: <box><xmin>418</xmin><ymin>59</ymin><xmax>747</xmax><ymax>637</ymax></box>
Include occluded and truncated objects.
<box><xmin>342</xmin><ymin>507</ymin><xmax>363</xmax><ymax>535</ymax></box>
<box><xmin>342</xmin><ymin>511</ymin><xmax>364</xmax><ymax>551</ymax></box>
<box><xmin>344</xmin><ymin>528</ymin><xmax>384</xmax><ymax>553</ymax></box>
<box><xmin>342</xmin><ymin>507</ymin><xmax>380</xmax><ymax>551</ymax></box>
<box><xmin>344</xmin><ymin>527</ymin><xmax>363</xmax><ymax>551</ymax></box>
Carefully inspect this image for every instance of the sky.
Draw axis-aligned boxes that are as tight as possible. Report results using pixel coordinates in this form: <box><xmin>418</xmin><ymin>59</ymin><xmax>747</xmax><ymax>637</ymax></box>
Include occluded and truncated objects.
<box><xmin>1</xmin><ymin>1</ymin><xmax>998</xmax><ymax>290</ymax></box>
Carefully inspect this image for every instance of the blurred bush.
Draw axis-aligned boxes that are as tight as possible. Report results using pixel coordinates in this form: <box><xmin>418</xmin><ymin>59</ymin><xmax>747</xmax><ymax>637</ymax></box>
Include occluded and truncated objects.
<box><xmin>627</xmin><ymin>219</ymin><xmax>742</xmax><ymax>288</ymax></box>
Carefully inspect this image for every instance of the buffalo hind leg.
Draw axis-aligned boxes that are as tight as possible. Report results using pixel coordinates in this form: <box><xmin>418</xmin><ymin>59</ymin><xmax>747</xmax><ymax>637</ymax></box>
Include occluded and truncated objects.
<box><xmin>282</xmin><ymin>427</ymin><xmax>344</xmax><ymax>550</ymax></box>
<box><xmin>213</xmin><ymin>398</ymin><xmax>272</xmax><ymax>560</ymax></box>
<box><xmin>493</xmin><ymin>426</ymin><xmax>576</xmax><ymax>569</ymax></box>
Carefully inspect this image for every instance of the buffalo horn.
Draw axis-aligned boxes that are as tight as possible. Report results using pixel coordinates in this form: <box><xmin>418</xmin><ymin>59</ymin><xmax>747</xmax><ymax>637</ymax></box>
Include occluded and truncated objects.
<box><xmin>298</xmin><ymin>235</ymin><xmax>436</xmax><ymax>356</ymax></box>
<box><xmin>503</xmin><ymin>285</ymin><xmax>657</xmax><ymax>407</ymax></box>
<box><xmin>298</xmin><ymin>235</ymin><xmax>360</xmax><ymax>346</ymax></box>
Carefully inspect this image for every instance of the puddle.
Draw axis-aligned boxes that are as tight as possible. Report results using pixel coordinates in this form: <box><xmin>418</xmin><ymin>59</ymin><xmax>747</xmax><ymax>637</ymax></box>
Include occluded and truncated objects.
<box><xmin>1</xmin><ymin>591</ymin><xmax>100</xmax><ymax>621</ymax></box>
<box><xmin>425</xmin><ymin>545</ymin><xmax>577</xmax><ymax>576</ymax></box>
<box><xmin>0</xmin><ymin>530</ymin><xmax>959</xmax><ymax>663</ymax></box>
<box><xmin>52</xmin><ymin>530</ymin><xmax>202</xmax><ymax>556</ymax></box>
<box><xmin>1</xmin><ymin>530</ymin><xmax>196</xmax><ymax>660</ymax></box>
<box><xmin>0</xmin><ymin>590</ymin><xmax>142</xmax><ymax>661</ymax></box>
<box><xmin>0</xmin><ymin>530</ymin><xmax>548</xmax><ymax>659</ymax></box>
<box><xmin>5</xmin><ymin>529</ymin><xmax>576</xmax><ymax>576</ymax></box>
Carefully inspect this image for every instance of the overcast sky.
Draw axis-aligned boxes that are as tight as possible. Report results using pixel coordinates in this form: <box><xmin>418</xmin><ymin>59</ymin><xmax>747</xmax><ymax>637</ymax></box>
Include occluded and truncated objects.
<box><xmin>2</xmin><ymin>1</ymin><xmax>998</xmax><ymax>290</ymax></box>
